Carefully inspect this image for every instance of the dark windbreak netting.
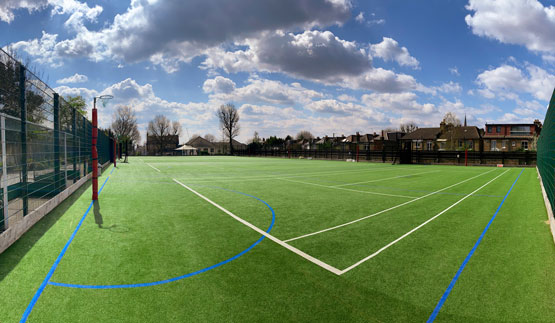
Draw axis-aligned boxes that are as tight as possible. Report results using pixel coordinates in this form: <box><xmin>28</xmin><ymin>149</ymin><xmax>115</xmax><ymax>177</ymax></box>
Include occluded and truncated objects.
<box><xmin>0</xmin><ymin>48</ymin><xmax>112</xmax><ymax>232</ymax></box>
<box><xmin>537</xmin><ymin>88</ymin><xmax>555</xmax><ymax>214</ymax></box>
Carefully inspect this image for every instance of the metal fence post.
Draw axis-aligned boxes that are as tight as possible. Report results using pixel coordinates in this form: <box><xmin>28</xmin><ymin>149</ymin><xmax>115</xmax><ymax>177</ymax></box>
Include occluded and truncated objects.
<box><xmin>82</xmin><ymin>116</ymin><xmax>86</xmax><ymax>174</ymax></box>
<box><xmin>64</xmin><ymin>133</ymin><xmax>68</xmax><ymax>185</ymax></box>
<box><xmin>72</xmin><ymin>106</ymin><xmax>77</xmax><ymax>179</ymax></box>
<box><xmin>19</xmin><ymin>65</ymin><xmax>28</xmax><ymax>216</ymax></box>
<box><xmin>2</xmin><ymin>116</ymin><xmax>8</xmax><ymax>229</ymax></box>
<box><xmin>53</xmin><ymin>93</ymin><xmax>60</xmax><ymax>192</ymax></box>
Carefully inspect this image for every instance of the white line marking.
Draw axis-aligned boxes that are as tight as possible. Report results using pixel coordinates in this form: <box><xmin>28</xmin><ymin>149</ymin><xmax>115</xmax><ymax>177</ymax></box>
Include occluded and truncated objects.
<box><xmin>331</xmin><ymin>170</ymin><xmax>440</xmax><ymax>187</ymax></box>
<box><xmin>340</xmin><ymin>169</ymin><xmax>510</xmax><ymax>274</ymax></box>
<box><xmin>284</xmin><ymin>168</ymin><xmax>498</xmax><ymax>242</ymax></box>
<box><xmin>278</xmin><ymin>177</ymin><xmax>420</xmax><ymax>199</ymax></box>
<box><xmin>172</xmin><ymin>178</ymin><xmax>342</xmax><ymax>275</ymax></box>
<box><xmin>145</xmin><ymin>162</ymin><xmax>161</xmax><ymax>172</ymax></box>
<box><xmin>176</xmin><ymin>165</ymin><xmax>429</xmax><ymax>184</ymax></box>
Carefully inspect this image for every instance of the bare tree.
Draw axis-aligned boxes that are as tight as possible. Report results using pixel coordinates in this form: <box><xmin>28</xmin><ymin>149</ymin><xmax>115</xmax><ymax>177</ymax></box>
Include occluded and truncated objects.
<box><xmin>250</xmin><ymin>131</ymin><xmax>260</xmax><ymax>144</ymax></box>
<box><xmin>147</xmin><ymin>115</ymin><xmax>171</xmax><ymax>155</ymax></box>
<box><xmin>217</xmin><ymin>103</ymin><xmax>240</xmax><ymax>155</ymax></box>
<box><xmin>204</xmin><ymin>134</ymin><xmax>216</xmax><ymax>142</ymax></box>
<box><xmin>400</xmin><ymin>122</ymin><xmax>419</xmax><ymax>133</ymax></box>
<box><xmin>171</xmin><ymin>120</ymin><xmax>182</xmax><ymax>136</ymax></box>
<box><xmin>443</xmin><ymin>112</ymin><xmax>461</xmax><ymax>126</ymax></box>
<box><xmin>296</xmin><ymin>130</ymin><xmax>314</xmax><ymax>140</ymax></box>
<box><xmin>111</xmin><ymin>106</ymin><xmax>140</xmax><ymax>162</ymax></box>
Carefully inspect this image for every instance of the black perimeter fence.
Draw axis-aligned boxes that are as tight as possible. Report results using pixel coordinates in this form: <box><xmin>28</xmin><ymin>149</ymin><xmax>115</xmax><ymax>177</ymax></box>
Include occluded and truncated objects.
<box><xmin>0</xmin><ymin>48</ymin><xmax>113</xmax><ymax>233</ymax></box>
<box><xmin>537</xmin><ymin>88</ymin><xmax>555</xmax><ymax>214</ymax></box>
<box><xmin>236</xmin><ymin>145</ymin><xmax>536</xmax><ymax>166</ymax></box>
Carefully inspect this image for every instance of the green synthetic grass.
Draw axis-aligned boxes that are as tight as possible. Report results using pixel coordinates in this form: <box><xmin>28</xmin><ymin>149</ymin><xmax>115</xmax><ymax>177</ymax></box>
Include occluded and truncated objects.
<box><xmin>1</xmin><ymin>156</ymin><xmax>554</xmax><ymax>322</ymax></box>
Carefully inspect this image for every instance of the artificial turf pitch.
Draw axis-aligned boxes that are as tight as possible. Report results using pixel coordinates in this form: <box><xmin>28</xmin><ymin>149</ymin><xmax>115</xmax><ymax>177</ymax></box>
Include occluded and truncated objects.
<box><xmin>1</xmin><ymin>156</ymin><xmax>555</xmax><ymax>322</ymax></box>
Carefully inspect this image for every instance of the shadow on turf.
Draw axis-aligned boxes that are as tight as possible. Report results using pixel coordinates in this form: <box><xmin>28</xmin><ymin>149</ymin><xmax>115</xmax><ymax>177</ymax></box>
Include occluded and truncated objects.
<box><xmin>0</xmin><ymin>180</ymin><xmax>93</xmax><ymax>283</ymax></box>
<box><xmin>94</xmin><ymin>200</ymin><xmax>129</xmax><ymax>233</ymax></box>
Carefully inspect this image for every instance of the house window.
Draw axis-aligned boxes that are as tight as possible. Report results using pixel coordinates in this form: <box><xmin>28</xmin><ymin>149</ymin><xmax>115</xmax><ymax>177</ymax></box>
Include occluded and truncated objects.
<box><xmin>458</xmin><ymin>140</ymin><xmax>463</xmax><ymax>148</ymax></box>
<box><xmin>511</xmin><ymin>125</ymin><xmax>529</xmax><ymax>135</ymax></box>
<box><xmin>502</xmin><ymin>140</ymin><xmax>508</xmax><ymax>150</ymax></box>
<box><xmin>210</xmin><ymin>148</ymin><xmax>214</xmax><ymax>153</ymax></box>
<box><xmin>427</xmin><ymin>141</ymin><xmax>433</xmax><ymax>151</ymax></box>
<box><xmin>439</xmin><ymin>142</ymin><xmax>446</xmax><ymax>150</ymax></box>
<box><xmin>468</xmin><ymin>140</ymin><xmax>473</xmax><ymax>149</ymax></box>
<box><xmin>496</xmin><ymin>126</ymin><xmax>501</xmax><ymax>133</ymax></box>
<box><xmin>415</xmin><ymin>140</ymin><xmax>422</xmax><ymax>149</ymax></box>
<box><xmin>487</xmin><ymin>126</ymin><xmax>492</xmax><ymax>133</ymax></box>
<box><xmin>491</xmin><ymin>140</ymin><xmax>497</xmax><ymax>151</ymax></box>
<box><xmin>522</xmin><ymin>141</ymin><xmax>529</xmax><ymax>150</ymax></box>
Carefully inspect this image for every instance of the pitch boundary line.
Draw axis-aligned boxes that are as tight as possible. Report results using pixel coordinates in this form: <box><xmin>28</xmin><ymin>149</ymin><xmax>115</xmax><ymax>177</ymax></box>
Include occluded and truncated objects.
<box><xmin>331</xmin><ymin>170</ymin><xmax>440</xmax><ymax>187</ymax></box>
<box><xmin>145</xmin><ymin>162</ymin><xmax>161</xmax><ymax>172</ymax></box>
<box><xmin>278</xmin><ymin>177</ymin><xmax>418</xmax><ymax>199</ymax></box>
<box><xmin>284</xmin><ymin>168</ymin><xmax>498</xmax><ymax>242</ymax></box>
<box><xmin>169</xmin><ymin>165</ymin><xmax>429</xmax><ymax>183</ymax></box>
<box><xmin>340</xmin><ymin>169</ymin><xmax>510</xmax><ymax>274</ymax></box>
<box><xmin>173</xmin><ymin>179</ymin><xmax>342</xmax><ymax>275</ymax></box>
<box><xmin>427</xmin><ymin>169</ymin><xmax>523</xmax><ymax>322</ymax></box>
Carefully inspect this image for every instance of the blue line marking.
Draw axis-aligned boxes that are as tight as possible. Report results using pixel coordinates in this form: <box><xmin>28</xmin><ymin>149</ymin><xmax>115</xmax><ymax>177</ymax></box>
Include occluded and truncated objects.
<box><xmin>20</xmin><ymin>167</ymin><xmax>115</xmax><ymax>322</ymax></box>
<box><xmin>48</xmin><ymin>186</ymin><xmax>275</xmax><ymax>289</ymax></box>
<box><xmin>427</xmin><ymin>168</ymin><xmax>524</xmax><ymax>322</ymax></box>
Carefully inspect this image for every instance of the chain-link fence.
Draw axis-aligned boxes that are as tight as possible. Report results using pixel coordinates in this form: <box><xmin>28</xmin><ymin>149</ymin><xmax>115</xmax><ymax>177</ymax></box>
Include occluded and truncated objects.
<box><xmin>0</xmin><ymin>48</ymin><xmax>113</xmax><ymax>233</ymax></box>
<box><xmin>537</xmin><ymin>88</ymin><xmax>555</xmax><ymax>214</ymax></box>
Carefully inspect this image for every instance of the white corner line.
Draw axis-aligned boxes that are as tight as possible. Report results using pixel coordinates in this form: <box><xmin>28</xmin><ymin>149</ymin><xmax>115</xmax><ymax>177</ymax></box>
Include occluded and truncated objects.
<box><xmin>331</xmin><ymin>170</ymin><xmax>440</xmax><ymax>187</ymax></box>
<box><xmin>340</xmin><ymin>169</ymin><xmax>510</xmax><ymax>275</ymax></box>
<box><xmin>284</xmin><ymin>168</ymin><xmax>498</xmax><ymax>243</ymax></box>
<box><xmin>146</xmin><ymin>162</ymin><xmax>161</xmax><ymax>172</ymax></box>
<box><xmin>172</xmin><ymin>178</ymin><xmax>342</xmax><ymax>276</ymax></box>
<box><xmin>278</xmin><ymin>177</ymin><xmax>418</xmax><ymax>199</ymax></box>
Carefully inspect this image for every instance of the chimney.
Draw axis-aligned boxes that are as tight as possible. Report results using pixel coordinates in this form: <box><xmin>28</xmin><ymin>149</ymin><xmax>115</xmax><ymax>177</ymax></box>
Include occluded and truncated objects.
<box><xmin>440</xmin><ymin>121</ymin><xmax>446</xmax><ymax>133</ymax></box>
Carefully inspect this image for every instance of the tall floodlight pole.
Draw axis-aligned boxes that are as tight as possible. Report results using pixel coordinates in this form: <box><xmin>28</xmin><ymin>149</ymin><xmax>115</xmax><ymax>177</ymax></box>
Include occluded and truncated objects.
<box><xmin>92</xmin><ymin>95</ymin><xmax>113</xmax><ymax>201</ymax></box>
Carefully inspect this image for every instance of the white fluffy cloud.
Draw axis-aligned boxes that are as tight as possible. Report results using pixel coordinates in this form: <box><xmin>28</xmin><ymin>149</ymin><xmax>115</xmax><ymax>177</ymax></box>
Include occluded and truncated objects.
<box><xmin>57</xmin><ymin>78</ymin><xmax>218</xmax><ymax>141</ymax></box>
<box><xmin>476</xmin><ymin>64</ymin><xmax>555</xmax><ymax>101</ymax></box>
<box><xmin>56</xmin><ymin>73</ymin><xmax>88</xmax><ymax>84</ymax></box>
<box><xmin>202</xmin><ymin>30</ymin><xmax>371</xmax><ymax>82</ymax></box>
<box><xmin>202</xmin><ymin>76</ymin><xmax>236</xmax><ymax>94</ymax></box>
<box><xmin>361</xmin><ymin>92</ymin><xmax>436</xmax><ymax>115</ymax></box>
<box><xmin>0</xmin><ymin>0</ymin><xmax>48</xmax><ymax>23</ymax></box>
<box><xmin>9</xmin><ymin>0</ymin><xmax>351</xmax><ymax>70</ymax></box>
<box><xmin>347</xmin><ymin>68</ymin><xmax>420</xmax><ymax>93</ymax></box>
<box><xmin>465</xmin><ymin>0</ymin><xmax>555</xmax><ymax>53</ymax></box>
<box><xmin>204</xmin><ymin>76</ymin><xmax>324</xmax><ymax>106</ymax></box>
<box><xmin>370</xmin><ymin>37</ymin><xmax>420</xmax><ymax>69</ymax></box>
<box><xmin>1</xmin><ymin>0</ymin><xmax>102</xmax><ymax>28</ymax></box>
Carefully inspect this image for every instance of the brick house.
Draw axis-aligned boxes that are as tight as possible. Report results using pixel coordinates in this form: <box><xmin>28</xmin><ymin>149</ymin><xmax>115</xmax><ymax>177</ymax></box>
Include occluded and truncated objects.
<box><xmin>186</xmin><ymin>136</ymin><xmax>216</xmax><ymax>155</ymax></box>
<box><xmin>400</xmin><ymin>127</ymin><xmax>441</xmax><ymax>151</ymax></box>
<box><xmin>215</xmin><ymin>139</ymin><xmax>247</xmax><ymax>154</ymax></box>
<box><xmin>483</xmin><ymin>120</ymin><xmax>542</xmax><ymax>151</ymax></box>
<box><xmin>437</xmin><ymin>122</ymin><xmax>482</xmax><ymax>151</ymax></box>
<box><xmin>400</xmin><ymin>123</ymin><xmax>482</xmax><ymax>151</ymax></box>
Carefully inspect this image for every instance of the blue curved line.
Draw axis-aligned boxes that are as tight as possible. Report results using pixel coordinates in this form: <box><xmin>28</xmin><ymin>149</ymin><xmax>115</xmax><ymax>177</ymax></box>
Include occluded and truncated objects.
<box><xmin>48</xmin><ymin>186</ymin><xmax>275</xmax><ymax>289</ymax></box>
<box><xmin>21</xmin><ymin>166</ymin><xmax>116</xmax><ymax>322</ymax></box>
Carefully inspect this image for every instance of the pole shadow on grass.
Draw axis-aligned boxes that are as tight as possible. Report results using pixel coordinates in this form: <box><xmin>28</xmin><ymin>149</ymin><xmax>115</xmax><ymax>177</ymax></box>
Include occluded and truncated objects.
<box><xmin>94</xmin><ymin>200</ymin><xmax>129</xmax><ymax>233</ymax></box>
<box><xmin>0</xmin><ymin>180</ymin><xmax>92</xmax><ymax>283</ymax></box>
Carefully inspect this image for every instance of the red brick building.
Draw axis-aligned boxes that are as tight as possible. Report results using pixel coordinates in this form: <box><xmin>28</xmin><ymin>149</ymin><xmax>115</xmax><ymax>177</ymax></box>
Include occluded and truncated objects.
<box><xmin>483</xmin><ymin>120</ymin><xmax>542</xmax><ymax>151</ymax></box>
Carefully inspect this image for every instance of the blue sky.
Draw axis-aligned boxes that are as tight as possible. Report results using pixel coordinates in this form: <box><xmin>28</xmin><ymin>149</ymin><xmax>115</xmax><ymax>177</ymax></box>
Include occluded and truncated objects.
<box><xmin>1</xmin><ymin>0</ymin><xmax>554</xmax><ymax>143</ymax></box>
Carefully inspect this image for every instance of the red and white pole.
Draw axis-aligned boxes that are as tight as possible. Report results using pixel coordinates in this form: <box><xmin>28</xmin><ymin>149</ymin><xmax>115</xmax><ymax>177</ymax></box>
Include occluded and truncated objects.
<box><xmin>92</xmin><ymin>98</ymin><xmax>99</xmax><ymax>201</ymax></box>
